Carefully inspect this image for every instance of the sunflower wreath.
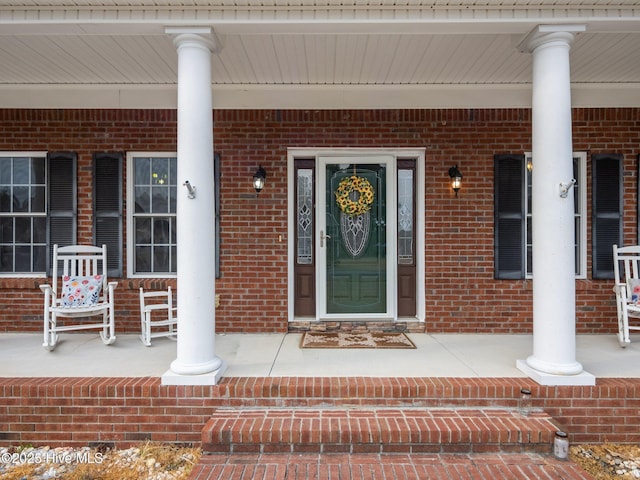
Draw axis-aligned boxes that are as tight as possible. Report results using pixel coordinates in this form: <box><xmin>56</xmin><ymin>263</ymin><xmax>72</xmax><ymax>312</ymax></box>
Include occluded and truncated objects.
<box><xmin>335</xmin><ymin>175</ymin><xmax>375</xmax><ymax>216</ymax></box>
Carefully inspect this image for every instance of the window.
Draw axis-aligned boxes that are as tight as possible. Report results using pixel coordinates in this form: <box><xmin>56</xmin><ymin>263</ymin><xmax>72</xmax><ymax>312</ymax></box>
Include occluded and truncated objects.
<box><xmin>494</xmin><ymin>152</ymin><xmax>587</xmax><ymax>279</ymax></box>
<box><xmin>127</xmin><ymin>152</ymin><xmax>221</xmax><ymax>278</ymax></box>
<box><xmin>127</xmin><ymin>153</ymin><xmax>177</xmax><ymax>277</ymax></box>
<box><xmin>0</xmin><ymin>152</ymin><xmax>76</xmax><ymax>276</ymax></box>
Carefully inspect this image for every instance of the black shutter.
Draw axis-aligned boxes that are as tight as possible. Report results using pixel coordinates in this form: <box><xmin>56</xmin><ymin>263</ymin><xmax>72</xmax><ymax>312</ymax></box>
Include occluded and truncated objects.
<box><xmin>47</xmin><ymin>152</ymin><xmax>77</xmax><ymax>275</ymax></box>
<box><xmin>93</xmin><ymin>152</ymin><xmax>123</xmax><ymax>277</ymax></box>
<box><xmin>592</xmin><ymin>154</ymin><xmax>623</xmax><ymax>279</ymax></box>
<box><xmin>494</xmin><ymin>154</ymin><xmax>525</xmax><ymax>279</ymax></box>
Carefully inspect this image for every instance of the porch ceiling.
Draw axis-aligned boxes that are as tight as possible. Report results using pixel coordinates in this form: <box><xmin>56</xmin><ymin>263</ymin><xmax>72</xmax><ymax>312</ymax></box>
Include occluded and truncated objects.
<box><xmin>0</xmin><ymin>1</ymin><xmax>639</xmax><ymax>108</ymax></box>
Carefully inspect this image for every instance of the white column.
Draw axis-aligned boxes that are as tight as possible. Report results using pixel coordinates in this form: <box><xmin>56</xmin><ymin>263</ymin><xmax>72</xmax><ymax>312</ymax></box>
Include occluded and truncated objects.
<box><xmin>516</xmin><ymin>25</ymin><xmax>594</xmax><ymax>386</ymax></box>
<box><xmin>162</xmin><ymin>28</ymin><xmax>226</xmax><ymax>385</ymax></box>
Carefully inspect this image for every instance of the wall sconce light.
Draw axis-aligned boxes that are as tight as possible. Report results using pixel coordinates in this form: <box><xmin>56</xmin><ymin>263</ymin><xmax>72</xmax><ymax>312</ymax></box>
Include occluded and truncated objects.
<box><xmin>253</xmin><ymin>166</ymin><xmax>266</xmax><ymax>195</ymax></box>
<box><xmin>448</xmin><ymin>165</ymin><xmax>463</xmax><ymax>197</ymax></box>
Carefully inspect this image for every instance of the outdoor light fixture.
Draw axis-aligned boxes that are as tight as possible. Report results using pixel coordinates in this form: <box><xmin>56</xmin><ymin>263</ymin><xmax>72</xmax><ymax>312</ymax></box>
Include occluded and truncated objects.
<box><xmin>253</xmin><ymin>166</ymin><xmax>266</xmax><ymax>195</ymax></box>
<box><xmin>448</xmin><ymin>165</ymin><xmax>463</xmax><ymax>197</ymax></box>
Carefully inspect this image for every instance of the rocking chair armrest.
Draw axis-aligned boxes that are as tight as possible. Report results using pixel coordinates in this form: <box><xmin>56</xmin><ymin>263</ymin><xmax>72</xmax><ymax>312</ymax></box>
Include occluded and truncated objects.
<box><xmin>39</xmin><ymin>284</ymin><xmax>57</xmax><ymax>307</ymax></box>
<box><xmin>103</xmin><ymin>281</ymin><xmax>117</xmax><ymax>300</ymax></box>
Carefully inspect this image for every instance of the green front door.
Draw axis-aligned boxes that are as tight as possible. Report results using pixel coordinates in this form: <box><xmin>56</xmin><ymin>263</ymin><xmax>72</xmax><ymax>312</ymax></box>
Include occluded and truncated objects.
<box><xmin>321</xmin><ymin>160</ymin><xmax>389</xmax><ymax>315</ymax></box>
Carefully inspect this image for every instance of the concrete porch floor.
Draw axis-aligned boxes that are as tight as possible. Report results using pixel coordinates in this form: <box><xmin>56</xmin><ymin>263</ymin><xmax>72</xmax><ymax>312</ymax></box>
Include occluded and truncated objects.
<box><xmin>1</xmin><ymin>332</ymin><xmax>639</xmax><ymax>378</ymax></box>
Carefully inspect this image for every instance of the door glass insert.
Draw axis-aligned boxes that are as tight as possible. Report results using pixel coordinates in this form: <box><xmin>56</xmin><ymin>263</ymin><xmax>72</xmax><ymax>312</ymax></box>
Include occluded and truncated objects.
<box><xmin>297</xmin><ymin>168</ymin><xmax>313</xmax><ymax>265</ymax></box>
<box><xmin>397</xmin><ymin>169</ymin><xmax>414</xmax><ymax>265</ymax></box>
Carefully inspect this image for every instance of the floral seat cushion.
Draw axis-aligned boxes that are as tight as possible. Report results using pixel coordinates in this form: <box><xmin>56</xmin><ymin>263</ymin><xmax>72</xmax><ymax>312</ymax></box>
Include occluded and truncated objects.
<box><xmin>61</xmin><ymin>275</ymin><xmax>103</xmax><ymax>307</ymax></box>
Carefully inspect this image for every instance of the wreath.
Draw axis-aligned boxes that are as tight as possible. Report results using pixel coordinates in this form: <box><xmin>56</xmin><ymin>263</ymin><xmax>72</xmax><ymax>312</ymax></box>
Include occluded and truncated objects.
<box><xmin>335</xmin><ymin>175</ymin><xmax>375</xmax><ymax>216</ymax></box>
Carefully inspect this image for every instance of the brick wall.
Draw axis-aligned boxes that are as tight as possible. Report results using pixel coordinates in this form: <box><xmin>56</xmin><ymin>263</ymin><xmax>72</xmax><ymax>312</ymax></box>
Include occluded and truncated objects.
<box><xmin>0</xmin><ymin>376</ymin><xmax>638</xmax><ymax>447</ymax></box>
<box><xmin>0</xmin><ymin>108</ymin><xmax>638</xmax><ymax>334</ymax></box>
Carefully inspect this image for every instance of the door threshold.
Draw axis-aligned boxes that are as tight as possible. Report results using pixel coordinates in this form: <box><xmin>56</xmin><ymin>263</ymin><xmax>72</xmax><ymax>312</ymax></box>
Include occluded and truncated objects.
<box><xmin>288</xmin><ymin>319</ymin><xmax>425</xmax><ymax>334</ymax></box>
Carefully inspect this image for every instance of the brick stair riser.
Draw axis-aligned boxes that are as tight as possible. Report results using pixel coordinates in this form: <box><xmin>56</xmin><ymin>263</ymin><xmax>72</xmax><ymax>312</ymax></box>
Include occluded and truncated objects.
<box><xmin>201</xmin><ymin>408</ymin><xmax>558</xmax><ymax>455</ymax></box>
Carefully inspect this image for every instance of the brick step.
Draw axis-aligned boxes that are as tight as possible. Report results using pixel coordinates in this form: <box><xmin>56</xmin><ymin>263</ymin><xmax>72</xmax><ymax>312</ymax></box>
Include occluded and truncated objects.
<box><xmin>201</xmin><ymin>407</ymin><xmax>558</xmax><ymax>455</ymax></box>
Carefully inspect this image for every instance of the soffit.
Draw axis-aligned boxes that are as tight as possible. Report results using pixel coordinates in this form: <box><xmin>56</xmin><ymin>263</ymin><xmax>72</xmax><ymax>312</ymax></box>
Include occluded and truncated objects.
<box><xmin>0</xmin><ymin>1</ymin><xmax>638</xmax><ymax>107</ymax></box>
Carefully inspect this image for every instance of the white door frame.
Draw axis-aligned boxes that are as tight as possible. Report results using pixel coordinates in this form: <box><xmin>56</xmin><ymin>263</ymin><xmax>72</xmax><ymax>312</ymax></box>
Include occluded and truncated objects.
<box><xmin>287</xmin><ymin>147</ymin><xmax>426</xmax><ymax>323</ymax></box>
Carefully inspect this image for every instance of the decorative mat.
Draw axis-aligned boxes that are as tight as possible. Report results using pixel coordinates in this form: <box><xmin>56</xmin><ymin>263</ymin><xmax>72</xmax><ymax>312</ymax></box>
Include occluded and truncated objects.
<box><xmin>300</xmin><ymin>331</ymin><xmax>416</xmax><ymax>349</ymax></box>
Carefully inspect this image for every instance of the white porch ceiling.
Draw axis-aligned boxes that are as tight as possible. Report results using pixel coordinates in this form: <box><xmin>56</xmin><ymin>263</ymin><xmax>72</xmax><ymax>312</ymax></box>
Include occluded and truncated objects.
<box><xmin>0</xmin><ymin>1</ymin><xmax>639</xmax><ymax>108</ymax></box>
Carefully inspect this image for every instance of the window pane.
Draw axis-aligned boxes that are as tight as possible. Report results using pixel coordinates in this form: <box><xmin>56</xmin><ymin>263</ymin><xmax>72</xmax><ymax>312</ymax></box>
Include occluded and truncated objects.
<box><xmin>153</xmin><ymin>246</ymin><xmax>170</xmax><ymax>271</ymax></box>
<box><xmin>0</xmin><ymin>217</ymin><xmax>13</xmax><ymax>242</ymax></box>
<box><xmin>32</xmin><ymin>158</ymin><xmax>46</xmax><ymax>185</ymax></box>
<box><xmin>135</xmin><ymin>246</ymin><xmax>151</xmax><ymax>272</ymax></box>
<box><xmin>170</xmin><ymin>217</ymin><xmax>176</xmax><ymax>243</ymax></box>
<box><xmin>32</xmin><ymin>186</ymin><xmax>45</xmax><ymax>213</ymax></box>
<box><xmin>575</xmin><ymin>217</ymin><xmax>581</xmax><ymax>275</ymax></box>
<box><xmin>135</xmin><ymin>217</ymin><xmax>151</xmax><ymax>244</ymax></box>
<box><xmin>13</xmin><ymin>186</ymin><xmax>29</xmax><ymax>212</ymax></box>
<box><xmin>135</xmin><ymin>186</ymin><xmax>151</xmax><ymax>213</ymax></box>
<box><xmin>526</xmin><ymin>219</ymin><xmax>533</xmax><ymax>276</ymax></box>
<box><xmin>12</xmin><ymin>158</ymin><xmax>29</xmax><ymax>184</ymax></box>
<box><xmin>169</xmin><ymin>159</ymin><xmax>177</xmax><ymax>186</ymax></box>
<box><xmin>151</xmin><ymin>186</ymin><xmax>169</xmax><ymax>213</ymax></box>
<box><xmin>135</xmin><ymin>157</ymin><xmax>150</xmax><ymax>185</ymax></box>
<box><xmin>153</xmin><ymin>217</ymin><xmax>170</xmax><ymax>244</ymax></box>
<box><xmin>151</xmin><ymin>158</ymin><xmax>169</xmax><ymax>186</ymax></box>
<box><xmin>170</xmin><ymin>185</ymin><xmax>177</xmax><ymax>214</ymax></box>
<box><xmin>15</xmin><ymin>217</ymin><xmax>30</xmax><ymax>243</ymax></box>
<box><xmin>0</xmin><ymin>190</ymin><xmax>11</xmax><ymax>214</ymax></box>
<box><xmin>0</xmin><ymin>158</ymin><xmax>10</xmax><ymax>183</ymax></box>
<box><xmin>34</xmin><ymin>217</ymin><xmax>46</xmax><ymax>243</ymax></box>
<box><xmin>526</xmin><ymin>166</ymin><xmax>532</xmax><ymax>214</ymax></box>
<box><xmin>296</xmin><ymin>169</ymin><xmax>313</xmax><ymax>264</ymax></box>
<box><xmin>398</xmin><ymin>169</ymin><xmax>413</xmax><ymax>265</ymax></box>
<box><xmin>0</xmin><ymin>246</ymin><xmax>13</xmax><ymax>272</ymax></box>
<box><xmin>14</xmin><ymin>245</ymin><xmax>31</xmax><ymax>271</ymax></box>
<box><xmin>573</xmin><ymin>157</ymin><xmax>580</xmax><ymax>214</ymax></box>
<box><xmin>33</xmin><ymin>245</ymin><xmax>46</xmax><ymax>272</ymax></box>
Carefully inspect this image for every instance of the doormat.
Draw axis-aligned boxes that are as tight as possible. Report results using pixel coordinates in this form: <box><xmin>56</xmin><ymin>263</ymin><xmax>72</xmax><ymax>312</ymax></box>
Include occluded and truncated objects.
<box><xmin>300</xmin><ymin>331</ymin><xmax>416</xmax><ymax>349</ymax></box>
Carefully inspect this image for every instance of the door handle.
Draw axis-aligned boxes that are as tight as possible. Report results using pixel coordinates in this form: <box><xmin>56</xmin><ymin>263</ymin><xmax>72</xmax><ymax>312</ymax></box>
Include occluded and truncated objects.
<box><xmin>320</xmin><ymin>230</ymin><xmax>331</xmax><ymax>247</ymax></box>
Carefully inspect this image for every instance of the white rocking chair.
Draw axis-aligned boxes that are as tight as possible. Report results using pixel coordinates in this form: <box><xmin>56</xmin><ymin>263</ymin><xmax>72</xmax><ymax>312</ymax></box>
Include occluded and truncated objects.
<box><xmin>40</xmin><ymin>244</ymin><xmax>117</xmax><ymax>351</ymax></box>
<box><xmin>612</xmin><ymin>244</ymin><xmax>640</xmax><ymax>347</ymax></box>
<box><xmin>139</xmin><ymin>287</ymin><xmax>177</xmax><ymax>346</ymax></box>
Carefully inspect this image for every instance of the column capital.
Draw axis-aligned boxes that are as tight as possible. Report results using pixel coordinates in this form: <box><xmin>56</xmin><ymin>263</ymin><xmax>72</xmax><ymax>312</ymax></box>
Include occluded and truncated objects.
<box><xmin>517</xmin><ymin>24</ymin><xmax>586</xmax><ymax>53</ymax></box>
<box><xmin>165</xmin><ymin>26</ymin><xmax>222</xmax><ymax>53</ymax></box>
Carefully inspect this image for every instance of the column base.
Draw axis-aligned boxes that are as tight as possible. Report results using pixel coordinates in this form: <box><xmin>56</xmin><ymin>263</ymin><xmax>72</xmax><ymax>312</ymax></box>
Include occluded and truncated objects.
<box><xmin>516</xmin><ymin>359</ymin><xmax>595</xmax><ymax>386</ymax></box>
<box><xmin>161</xmin><ymin>360</ymin><xmax>227</xmax><ymax>386</ymax></box>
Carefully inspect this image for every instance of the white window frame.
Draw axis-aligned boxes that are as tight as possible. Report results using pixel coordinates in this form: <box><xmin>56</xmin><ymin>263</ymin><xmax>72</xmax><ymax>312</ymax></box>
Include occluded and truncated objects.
<box><xmin>126</xmin><ymin>152</ymin><xmax>177</xmax><ymax>278</ymax></box>
<box><xmin>0</xmin><ymin>151</ymin><xmax>48</xmax><ymax>277</ymax></box>
<box><xmin>525</xmin><ymin>151</ymin><xmax>587</xmax><ymax>279</ymax></box>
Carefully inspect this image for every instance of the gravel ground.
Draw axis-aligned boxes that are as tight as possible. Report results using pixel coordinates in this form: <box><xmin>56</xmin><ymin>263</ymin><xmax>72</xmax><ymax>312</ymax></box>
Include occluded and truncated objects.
<box><xmin>0</xmin><ymin>443</ymin><xmax>200</xmax><ymax>480</ymax></box>
<box><xmin>570</xmin><ymin>444</ymin><xmax>640</xmax><ymax>479</ymax></box>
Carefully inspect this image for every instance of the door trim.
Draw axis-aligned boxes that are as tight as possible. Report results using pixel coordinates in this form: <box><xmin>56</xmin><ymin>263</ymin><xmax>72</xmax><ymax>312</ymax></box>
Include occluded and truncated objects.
<box><xmin>287</xmin><ymin>148</ymin><xmax>426</xmax><ymax>323</ymax></box>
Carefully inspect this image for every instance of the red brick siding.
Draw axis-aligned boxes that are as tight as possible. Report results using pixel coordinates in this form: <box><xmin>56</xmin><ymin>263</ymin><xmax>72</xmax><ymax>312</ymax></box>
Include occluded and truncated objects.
<box><xmin>0</xmin><ymin>108</ymin><xmax>638</xmax><ymax>334</ymax></box>
<box><xmin>0</xmin><ymin>377</ymin><xmax>638</xmax><ymax>447</ymax></box>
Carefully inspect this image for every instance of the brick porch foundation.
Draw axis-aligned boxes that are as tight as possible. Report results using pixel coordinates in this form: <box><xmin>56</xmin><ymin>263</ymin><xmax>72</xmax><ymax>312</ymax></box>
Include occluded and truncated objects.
<box><xmin>0</xmin><ymin>376</ymin><xmax>638</xmax><ymax>447</ymax></box>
